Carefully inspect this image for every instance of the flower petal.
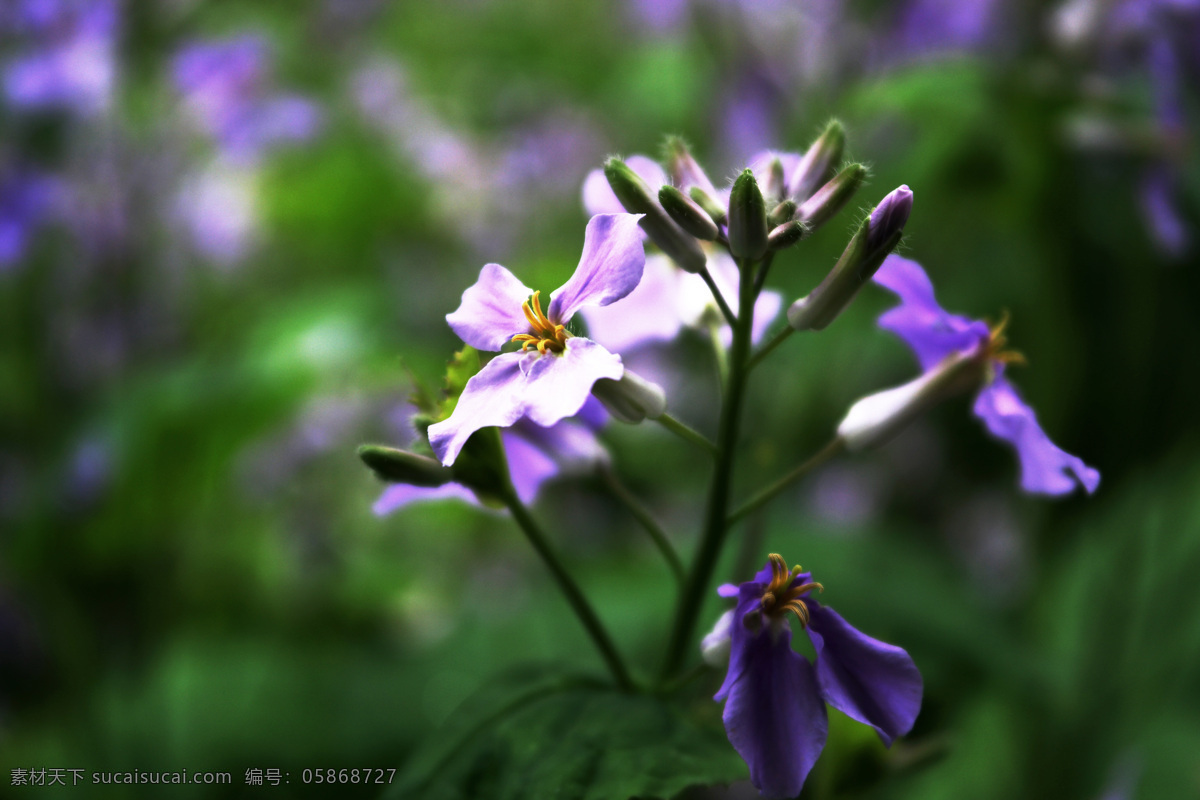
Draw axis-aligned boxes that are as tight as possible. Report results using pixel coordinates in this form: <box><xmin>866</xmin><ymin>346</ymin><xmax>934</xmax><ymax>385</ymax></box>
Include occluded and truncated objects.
<box><xmin>373</xmin><ymin>482</ymin><xmax>477</xmax><ymax>515</ymax></box>
<box><xmin>502</xmin><ymin>428</ymin><xmax>561</xmax><ymax>505</ymax></box>
<box><xmin>548</xmin><ymin>214</ymin><xmax>646</xmax><ymax>324</ymax></box>
<box><xmin>873</xmin><ymin>255</ymin><xmax>990</xmax><ymax>370</ymax></box>
<box><xmin>579</xmin><ymin>254</ymin><xmax>687</xmax><ymax>352</ymax></box>
<box><xmin>720</xmin><ymin>625</ymin><xmax>828</xmax><ymax>799</ymax></box>
<box><xmin>428</xmin><ymin>340</ymin><xmax>623</xmax><ymax>466</ymax></box>
<box><xmin>805</xmin><ymin>603</ymin><xmax>923</xmax><ymax>746</ymax></box>
<box><xmin>445</xmin><ymin>263</ymin><xmax>534</xmax><ymax>352</ymax></box>
<box><xmin>973</xmin><ymin>374</ymin><xmax>1100</xmax><ymax>495</ymax></box>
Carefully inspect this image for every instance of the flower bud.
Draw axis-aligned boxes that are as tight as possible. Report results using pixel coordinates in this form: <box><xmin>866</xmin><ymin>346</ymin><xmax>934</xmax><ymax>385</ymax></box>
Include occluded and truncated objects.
<box><xmin>790</xmin><ymin>119</ymin><xmax>845</xmax><ymax>202</ymax></box>
<box><xmin>795</xmin><ymin>163</ymin><xmax>866</xmax><ymax>232</ymax></box>
<box><xmin>767</xmin><ymin>220</ymin><xmax>808</xmax><ymax>250</ymax></box>
<box><xmin>666</xmin><ymin>136</ymin><xmax>711</xmax><ymax>194</ymax></box>
<box><xmin>837</xmin><ymin>349</ymin><xmax>986</xmax><ymax>451</ymax></box>
<box><xmin>591</xmin><ymin>369</ymin><xmax>667</xmax><ymax>424</ymax></box>
<box><xmin>768</xmin><ymin>199</ymin><xmax>797</xmax><ymax>228</ymax></box>
<box><xmin>728</xmin><ymin>169</ymin><xmax>768</xmax><ymax>260</ymax></box>
<box><xmin>659</xmin><ymin>184</ymin><xmax>719</xmax><ymax>241</ymax></box>
<box><xmin>762</xmin><ymin>157</ymin><xmax>786</xmax><ymax>204</ymax></box>
<box><xmin>358</xmin><ymin>445</ymin><xmax>453</xmax><ymax>487</ymax></box>
<box><xmin>788</xmin><ymin>185</ymin><xmax>913</xmax><ymax>331</ymax></box>
<box><xmin>604</xmin><ymin>157</ymin><xmax>707</xmax><ymax>273</ymax></box>
<box><xmin>700</xmin><ymin>609</ymin><xmax>735</xmax><ymax>668</ymax></box>
<box><xmin>689</xmin><ymin>186</ymin><xmax>726</xmax><ymax>225</ymax></box>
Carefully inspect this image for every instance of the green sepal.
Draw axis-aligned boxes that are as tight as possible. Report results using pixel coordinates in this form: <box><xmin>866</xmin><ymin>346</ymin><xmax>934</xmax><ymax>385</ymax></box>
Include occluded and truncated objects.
<box><xmin>727</xmin><ymin>169</ymin><xmax>768</xmax><ymax>260</ymax></box>
<box><xmin>658</xmin><ymin>184</ymin><xmax>719</xmax><ymax>241</ymax></box>
<box><xmin>604</xmin><ymin>157</ymin><xmax>707</xmax><ymax>273</ymax></box>
<box><xmin>357</xmin><ymin>445</ymin><xmax>453</xmax><ymax>487</ymax></box>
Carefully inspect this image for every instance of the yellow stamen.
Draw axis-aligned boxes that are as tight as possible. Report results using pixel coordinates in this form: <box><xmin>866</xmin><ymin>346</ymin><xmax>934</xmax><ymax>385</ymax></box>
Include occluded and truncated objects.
<box><xmin>984</xmin><ymin>310</ymin><xmax>1027</xmax><ymax>367</ymax></box>
<box><xmin>510</xmin><ymin>290</ymin><xmax>571</xmax><ymax>354</ymax></box>
<box><xmin>758</xmin><ymin>552</ymin><xmax>824</xmax><ymax>628</ymax></box>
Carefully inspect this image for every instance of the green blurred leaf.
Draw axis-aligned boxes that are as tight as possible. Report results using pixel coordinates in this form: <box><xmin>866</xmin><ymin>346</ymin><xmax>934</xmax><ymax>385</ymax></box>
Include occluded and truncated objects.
<box><xmin>389</xmin><ymin>670</ymin><xmax>745</xmax><ymax>800</ymax></box>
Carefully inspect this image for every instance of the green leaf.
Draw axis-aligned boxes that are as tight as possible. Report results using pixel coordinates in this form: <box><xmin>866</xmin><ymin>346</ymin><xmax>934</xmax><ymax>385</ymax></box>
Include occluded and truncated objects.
<box><xmin>389</xmin><ymin>669</ymin><xmax>746</xmax><ymax>800</ymax></box>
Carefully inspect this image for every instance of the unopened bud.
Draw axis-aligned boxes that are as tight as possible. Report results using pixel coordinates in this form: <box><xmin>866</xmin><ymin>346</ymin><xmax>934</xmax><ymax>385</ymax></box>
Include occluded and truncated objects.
<box><xmin>700</xmin><ymin>609</ymin><xmax>735</xmax><ymax>667</ymax></box>
<box><xmin>789</xmin><ymin>120</ymin><xmax>845</xmax><ymax>202</ymax></box>
<box><xmin>768</xmin><ymin>220</ymin><xmax>808</xmax><ymax>250</ymax></box>
<box><xmin>728</xmin><ymin>169</ymin><xmax>768</xmax><ymax>260</ymax></box>
<box><xmin>666</xmin><ymin>136</ymin><xmax>714</xmax><ymax>196</ymax></box>
<box><xmin>762</xmin><ymin>157</ymin><xmax>786</xmax><ymax>204</ymax></box>
<box><xmin>768</xmin><ymin>199</ymin><xmax>797</xmax><ymax>228</ymax></box>
<box><xmin>795</xmin><ymin>163</ymin><xmax>867</xmax><ymax>231</ymax></box>
<box><xmin>591</xmin><ymin>369</ymin><xmax>667</xmax><ymax>424</ymax></box>
<box><xmin>659</xmin><ymin>185</ymin><xmax>719</xmax><ymax>240</ymax></box>
<box><xmin>837</xmin><ymin>349</ymin><xmax>986</xmax><ymax>451</ymax></box>
<box><xmin>604</xmin><ymin>157</ymin><xmax>707</xmax><ymax>273</ymax></box>
<box><xmin>689</xmin><ymin>186</ymin><xmax>726</xmax><ymax>225</ymax></box>
<box><xmin>358</xmin><ymin>445</ymin><xmax>452</xmax><ymax>487</ymax></box>
<box><xmin>788</xmin><ymin>185</ymin><xmax>913</xmax><ymax>331</ymax></box>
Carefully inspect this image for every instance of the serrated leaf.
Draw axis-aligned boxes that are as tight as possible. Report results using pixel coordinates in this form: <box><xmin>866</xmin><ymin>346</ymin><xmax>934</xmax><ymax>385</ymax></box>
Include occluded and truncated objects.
<box><xmin>439</xmin><ymin>346</ymin><xmax>481</xmax><ymax>420</ymax></box>
<box><xmin>388</xmin><ymin>669</ymin><xmax>746</xmax><ymax>800</ymax></box>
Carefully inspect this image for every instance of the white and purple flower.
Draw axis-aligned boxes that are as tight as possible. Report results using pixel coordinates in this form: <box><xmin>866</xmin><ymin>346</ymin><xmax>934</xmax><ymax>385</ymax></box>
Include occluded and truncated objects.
<box><xmin>376</xmin><ymin>400</ymin><xmax>609</xmax><ymax>514</ymax></box>
<box><xmin>839</xmin><ymin>255</ymin><xmax>1100</xmax><ymax>496</ymax></box>
<box><xmin>705</xmin><ymin>554</ymin><xmax>923</xmax><ymax>799</ymax></box>
<box><xmin>428</xmin><ymin>213</ymin><xmax>659</xmax><ymax>466</ymax></box>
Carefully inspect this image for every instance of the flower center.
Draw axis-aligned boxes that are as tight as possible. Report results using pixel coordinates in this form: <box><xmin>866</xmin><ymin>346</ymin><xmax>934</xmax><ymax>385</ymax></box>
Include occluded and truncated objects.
<box><xmin>511</xmin><ymin>290</ymin><xmax>572</xmax><ymax>355</ymax></box>
<box><xmin>758</xmin><ymin>553</ymin><xmax>823</xmax><ymax>628</ymax></box>
<box><xmin>982</xmin><ymin>311</ymin><xmax>1027</xmax><ymax>368</ymax></box>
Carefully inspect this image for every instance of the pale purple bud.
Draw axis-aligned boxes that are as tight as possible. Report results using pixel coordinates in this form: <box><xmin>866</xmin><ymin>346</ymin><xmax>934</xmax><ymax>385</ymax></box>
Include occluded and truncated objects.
<box><xmin>866</xmin><ymin>185</ymin><xmax>913</xmax><ymax>252</ymax></box>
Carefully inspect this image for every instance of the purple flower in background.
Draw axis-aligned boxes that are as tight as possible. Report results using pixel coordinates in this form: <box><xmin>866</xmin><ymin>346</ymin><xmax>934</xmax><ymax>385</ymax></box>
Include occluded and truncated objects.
<box><xmin>704</xmin><ymin>554</ymin><xmax>922</xmax><ymax>799</ymax></box>
<box><xmin>581</xmin><ymin>154</ymin><xmax>781</xmax><ymax>350</ymax></box>
<box><xmin>173</xmin><ymin>35</ymin><xmax>320</xmax><ymax>164</ymax></box>
<box><xmin>2</xmin><ymin>0</ymin><xmax>117</xmax><ymax>116</ymax></box>
<box><xmin>868</xmin><ymin>255</ymin><xmax>1100</xmax><ymax>495</ymax></box>
<box><xmin>376</xmin><ymin>400</ymin><xmax>609</xmax><ymax>514</ymax></box>
<box><xmin>428</xmin><ymin>214</ymin><xmax>653</xmax><ymax>466</ymax></box>
<box><xmin>891</xmin><ymin>0</ymin><xmax>1003</xmax><ymax>59</ymax></box>
<box><xmin>0</xmin><ymin>164</ymin><xmax>58</xmax><ymax>270</ymax></box>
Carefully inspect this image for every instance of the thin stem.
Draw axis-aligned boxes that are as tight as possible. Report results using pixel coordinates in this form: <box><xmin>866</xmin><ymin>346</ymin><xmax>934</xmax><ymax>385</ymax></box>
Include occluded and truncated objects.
<box><xmin>657</xmin><ymin>413</ymin><xmax>719</xmax><ymax>457</ymax></box>
<box><xmin>659</xmin><ymin>256</ymin><xmax>757</xmax><ymax>682</ymax></box>
<box><xmin>698</xmin><ymin>265</ymin><xmax>737</xmax><ymax>328</ymax></box>
<box><xmin>727</xmin><ymin>437</ymin><xmax>844</xmax><ymax>526</ymax></box>
<box><xmin>747</xmin><ymin>324</ymin><xmax>794</xmax><ymax>372</ymax></box>
<box><xmin>752</xmin><ymin>252</ymin><xmax>776</xmax><ymax>299</ymax></box>
<box><xmin>707</xmin><ymin>318</ymin><xmax>729</xmax><ymax>390</ymax></box>
<box><xmin>600</xmin><ymin>468</ymin><xmax>684</xmax><ymax>584</ymax></box>
<box><xmin>502</xmin><ymin>490</ymin><xmax>635</xmax><ymax>691</ymax></box>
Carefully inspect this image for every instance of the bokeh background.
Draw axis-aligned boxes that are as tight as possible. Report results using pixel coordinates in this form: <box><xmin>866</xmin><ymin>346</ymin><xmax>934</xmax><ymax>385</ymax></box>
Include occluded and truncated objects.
<box><xmin>2</xmin><ymin>0</ymin><xmax>1199</xmax><ymax>797</ymax></box>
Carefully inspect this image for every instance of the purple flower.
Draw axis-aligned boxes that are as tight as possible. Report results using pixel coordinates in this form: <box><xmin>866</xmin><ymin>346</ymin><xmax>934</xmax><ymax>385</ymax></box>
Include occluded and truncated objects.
<box><xmin>2</xmin><ymin>0</ymin><xmax>117</xmax><ymax>117</ymax></box>
<box><xmin>706</xmin><ymin>554</ymin><xmax>922</xmax><ymax>799</ymax></box>
<box><xmin>581</xmin><ymin>154</ymin><xmax>781</xmax><ymax>350</ymax></box>
<box><xmin>376</xmin><ymin>401</ymin><xmax>608</xmax><ymax>514</ymax></box>
<box><xmin>891</xmin><ymin>0</ymin><xmax>1003</xmax><ymax>59</ymax></box>
<box><xmin>428</xmin><ymin>214</ymin><xmax>650</xmax><ymax>466</ymax></box>
<box><xmin>861</xmin><ymin>255</ymin><xmax>1100</xmax><ymax>496</ymax></box>
<box><xmin>0</xmin><ymin>164</ymin><xmax>58</xmax><ymax>270</ymax></box>
<box><xmin>173</xmin><ymin>35</ymin><xmax>320</xmax><ymax>164</ymax></box>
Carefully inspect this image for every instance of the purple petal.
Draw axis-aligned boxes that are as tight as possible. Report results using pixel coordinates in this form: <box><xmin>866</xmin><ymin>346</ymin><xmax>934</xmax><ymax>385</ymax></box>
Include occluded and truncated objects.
<box><xmin>805</xmin><ymin>603</ymin><xmax>923</xmax><ymax>746</ymax></box>
<box><xmin>706</xmin><ymin>253</ymin><xmax>781</xmax><ymax>346</ymax></box>
<box><xmin>548</xmin><ymin>214</ymin><xmax>646</xmax><ymax>324</ymax></box>
<box><xmin>579</xmin><ymin>254</ymin><xmax>687</xmax><ymax>352</ymax></box>
<box><xmin>445</xmin><ymin>263</ymin><xmax>534</xmax><ymax>352</ymax></box>
<box><xmin>373</xmin><ymin>482</ymin><xmax>477</xmax><ymax>515</ymax></box>
<box><xmin>873</xmin><ymin>255</ymin><xmax>991</xmax><ymax>370</ymax></box>
<box><xmin>1140</xmin><ymin>169</ymin><xmax>1188</xmax><ymax>257</ymax></box>
<box><xmin>428</xmin><ymin>339</ymin><xmax>623</xmax><ymax>466</ymax></box>
<box><xmin>581</xmin><ymin>155</ymin><xmax>667</xmax><ymax>217</ymax></box>
<box><xmin>721</xmin><ymin>625</ymin><xmax>828</xmax><ymax>799</ymax></box>
<box><xmin>513</xmin><ymin>416</ymin><xmax>608</xmax><ymax>471</ymax></box>
<box><xmin>973</xmin><ymin>374</ymin><xmax>1100</xmax><ymax>495</ymax></box>
<box><xmin>502</xmin><ymin>428</ymin><xmax>561</xmax><ymax>505</ymax></box>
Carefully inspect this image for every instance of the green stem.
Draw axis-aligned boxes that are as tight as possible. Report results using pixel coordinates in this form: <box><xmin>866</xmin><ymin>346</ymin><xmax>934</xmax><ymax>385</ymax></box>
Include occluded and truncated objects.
<box><xmin>752</xmin><ymin>252</ymin><xmax>776</xmax><ymax>298</ymax></box>
<box><xmin>502</xmin><ymin>490</ymin><xmax>635</xmax><ymax>691</ymax></box>
<box><xmin>747</xmin><ymin>324</ymin><xmax>794</xmax><ymax>372</ymax></box>
<box><xmin>727</xmin><ymin>437</ymin><xmax>844</xmax><ymax>526</ymax></box>
<box><xmin>698</xmin><ymin>265</ymin><xmax>737</xmax><ymax>328</ymax></box>
<box><xmin>600</xmin><ymin>468</ymin><xmax>684</xmax><ymax>584</ymax></box>
<box><xmin>656</xmin><ymin>413</ymin><xmax>719</xmax><ymax>457</ymax></box>
<box><xmin>708</xmin><ymin>319</ymin><xmax>729</xmax><ymax>390</ymax></box>
<box><xmin>659</xmin><ymin>256</ymin><xmax>757</xmax><ymax>682</ymax></box>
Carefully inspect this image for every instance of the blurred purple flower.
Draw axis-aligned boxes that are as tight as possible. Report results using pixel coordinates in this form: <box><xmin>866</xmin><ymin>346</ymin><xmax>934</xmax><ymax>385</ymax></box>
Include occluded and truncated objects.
<box><xmin>891</xmin><ymin>0</ymin><xmax>1003</xmax><ymax>59</ymax></box>
<box><xmin>376</xmin><ymin>403</ymin><xmax>609</xmax><ymax>514</ymax></box>
<box><xmin>2</xmin><ymin>0</ymin><xmax>117</xmax><ymax>116</ymax></box>
<box><xmin>174</xmin><ymin>163</ymin><xmax>258</xmax><ymax>265</ymax></box>
<box><xmin>0</xmin><ymin>164</ymin><xmax>58</xmax><ymax>270</ymax></box>
<box><xmin>869</xmin><ymin>256</ymin><xmax>1100</xmax><ymax>495</ymax></box>
<box><xmin>705</xmin><ymin>554</ymin><xmax>922</xmax><ymax>799</ymax></box>
<box><xmin>174</xmin><ymin>35</ymin><xmax>321</xmax><ymax>164</ymax></box>
<box><xmin>428</xmin><ymin>214</ymin><xmax>649</xmax><ymax>465</ymax></box>
<box><xmin>581</xmin><ymin>154</ymin><xmax>781</xmax><ymax>350</ymax></box>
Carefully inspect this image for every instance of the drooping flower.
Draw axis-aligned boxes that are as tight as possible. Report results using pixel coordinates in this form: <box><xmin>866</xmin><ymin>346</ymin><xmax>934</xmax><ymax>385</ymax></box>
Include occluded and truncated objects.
<box><xmin>376</xmin><ymin>399</ymin><xmax>609</xmax><ymax>514</ymax></box>
<box><xmin>428</xmin><ymin>214</ymin><xmax>661</xmax><ymax>466</ymax></box>
<box><xmin>580</xmin><ymin>154</ymin><xmax>781</xmax><ymax>351</ymax></box>
<box><xmin>706</xmin><ymin>554</ymin><xmax>923</xmax><ymax>799</ymax></box>
<box><xmin>839</xmin><ymin>255</ymin><xmax>1100</xmax><ymax>496</ymax></box>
